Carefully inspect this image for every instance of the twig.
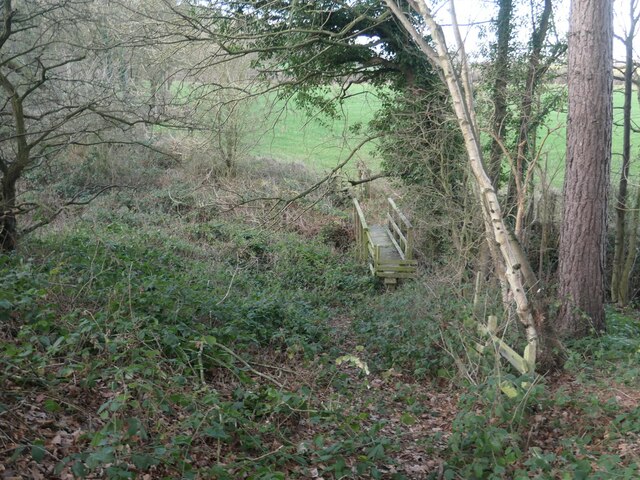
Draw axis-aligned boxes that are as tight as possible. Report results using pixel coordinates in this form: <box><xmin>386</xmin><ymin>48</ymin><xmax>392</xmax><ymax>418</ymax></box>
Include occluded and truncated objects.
<box><xmin>216</xmin><ymin>260</ymin><xmax>239</xmax><ymax>306</ymax></box>
<box><xmin>347</xmin><ymin>172</ymin><xmax>388</xmax><ymax>186</ymax></box>
<box><xmin>205</xmin><ymin>340</ymin><xmax>284</xmax><ymax>389</ymax></box>
<box><xmin>219</xmin><ymin>135</ymin><xmax>380</xmax><ymax>217</ymax></box>
<box><xmin>248</xmin><ymin>362</ymin><xmax>297</xmax><ymax>375</ymax></box>
<box><xmin>19</xmin><ymin>185</ymin><xmax>129</xmax><ymax>235</ymax></box>
<box><xmin>240</xmin><ymin>445</ymin><xmax>284</xmax><ymax>462</ymax></box>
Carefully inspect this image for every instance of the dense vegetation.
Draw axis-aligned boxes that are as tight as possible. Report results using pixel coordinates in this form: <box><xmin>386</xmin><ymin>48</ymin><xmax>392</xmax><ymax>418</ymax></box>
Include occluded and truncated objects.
<box><xmin>2</xmin><ymin>0</ymin><xmax>640</xmax><ymax>478</ymax></box>
<box><xmin>2</xmin><ymin>151</ymin><xmax>640</xmax><ymax>478</ymax></box>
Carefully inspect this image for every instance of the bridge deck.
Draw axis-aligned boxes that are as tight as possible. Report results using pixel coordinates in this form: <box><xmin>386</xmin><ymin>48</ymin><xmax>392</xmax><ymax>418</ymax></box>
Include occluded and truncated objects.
<box><xmin>369</xmin><ymin>225</ymin><xmax>403</xmax><ymax>262</ymax></box>
<box><xmin>353</xmin><ymin>198</ymin><xmax>417</xmax><ymax>288</ymax></box>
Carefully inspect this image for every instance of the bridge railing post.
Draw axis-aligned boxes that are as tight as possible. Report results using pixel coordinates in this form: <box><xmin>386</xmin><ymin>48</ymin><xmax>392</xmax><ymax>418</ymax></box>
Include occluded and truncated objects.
<box><xmin>387</xmin><ymin>198</ymin><xmax>414</xmax><ymax>260</ymax></box>
<box><xmin>352</xmin><ymin>198</ymin><xmax>370</xmax><ymax>262</ymax></box>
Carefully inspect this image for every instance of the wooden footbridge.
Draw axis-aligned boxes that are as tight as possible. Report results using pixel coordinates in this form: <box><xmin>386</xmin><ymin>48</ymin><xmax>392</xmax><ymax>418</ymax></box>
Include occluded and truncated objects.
<box><xmin>352</xmin><ymin>197</ymin><xmax>538</xmax><ymax>376</ymax></box>
<box><xmin>352</xmin><ymin>198</ymin><xmax>417</xmax><ymax>287</ymax></box>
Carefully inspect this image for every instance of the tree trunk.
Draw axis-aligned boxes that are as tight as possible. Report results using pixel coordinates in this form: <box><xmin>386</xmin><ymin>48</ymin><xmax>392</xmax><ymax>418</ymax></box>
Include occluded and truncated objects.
<box><xmin>386</xmin><ymin>0</ymin><xmax>548</xmax><ymax>370</ymax></box>
<box><xmin>0</xmin><ymin>180</ymin><xmax>17</xmax><ymax>251</ymax></box>
<box><xmin>611</xmin><ymin>1</ymin><xmax>638</xmax><ymax>305</ymax></box>
<box><xmin>512</xmin><ymin>0</ymin><xmax>552</xmax><ymax>242</ymax></box>
<box><xmin>558</xmin><ymin>0</ymin><xmax>612</xmax><ymax>337</ymax></box>
<box><xmin>488</xmin><ymin>0</ymin><xmax>513</xmax><ymax>188</ymax></box>
<box><xmin>619</xmin><ymin>186</ymin><xmax>640</xmax><ymax>306</ymax></box>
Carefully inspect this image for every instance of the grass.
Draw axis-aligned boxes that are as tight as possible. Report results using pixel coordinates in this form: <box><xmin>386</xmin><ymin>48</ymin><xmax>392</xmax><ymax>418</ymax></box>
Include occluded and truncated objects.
<box><xmin>542</xmin><ymin>87</ymin><xmax>640</xmax><ymax>188</ymax></box>
<box><xmin>248</xmin><ymin>84</ymin><xmax>639</xmax><ymax>190</ymax></box>
<box><xmin>3</xmin><ymin>82</ymin><xmax>640</xmax><ymax>478</ymax></box>
<box><xmin>251</xmin><ymin>84</ymin><xmax>383</xmax><ymax>171</ymax></box>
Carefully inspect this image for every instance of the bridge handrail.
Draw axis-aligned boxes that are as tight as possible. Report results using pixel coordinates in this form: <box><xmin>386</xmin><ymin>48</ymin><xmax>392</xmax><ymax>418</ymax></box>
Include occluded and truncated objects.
<box><xmin>386</xmin><ymin>198</ymin><xmax>413</xmax><ymax>260</ymax></box>
<box><xmin>353</xmin><ymin>198</ymin><xmax>370</xmax><ymax>262</ymax></box>
<box><xmin>353</xmin><ymin>197</ymin><xmax>369</xmax><ymax>231</ymax></box>
<box><xmin>387</xmin><ymin>198</ymin><xmax>412</xmax><ymax>229</ymax></box>
<box><xmin>353</xmin><ymin>197</ymin><xmax>416</xmax><ymax>282</ymax></box>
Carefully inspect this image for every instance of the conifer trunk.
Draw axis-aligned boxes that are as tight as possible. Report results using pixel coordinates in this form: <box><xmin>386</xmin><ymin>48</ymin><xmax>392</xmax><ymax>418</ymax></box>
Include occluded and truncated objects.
<box><xmin>558</xmin><ymin>0</ymin><xmax>612</xmax><ymax>336</ymax></box>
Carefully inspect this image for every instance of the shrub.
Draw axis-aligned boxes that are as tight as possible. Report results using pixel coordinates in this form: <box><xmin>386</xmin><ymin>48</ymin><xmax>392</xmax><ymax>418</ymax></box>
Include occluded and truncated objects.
<box><xmin>352</xmin><ymin>282</ymin><xmax>476</xmax><ymax>378</ymax></box>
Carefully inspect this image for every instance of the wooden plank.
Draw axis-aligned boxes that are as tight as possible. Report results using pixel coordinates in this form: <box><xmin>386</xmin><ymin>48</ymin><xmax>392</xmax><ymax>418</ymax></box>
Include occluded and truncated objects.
<box><xmin>385</xmin><ymin>230</ymin><xmax>406</xmax><ymax>261</ymax></box>
<box><xmin>405</xmin><ymin>226</ymin><xmax>413</xmax><ymax>260</ymax></box>
<box><xmin>388</xmin><ymin>198</ymin><xmax>413</xmax><ymax>229</ymax></box>
<box><xmin>387</xmin><ymin>212</ymin><xmax>408</xmax><ymax>247</ymax></box>
<box><xmin>375</xmin><ymin>271</ymin><xmax>417</xmax><ymax>279</ymax></box>
<box><xmin>376</xmin><ymin>263</ymin><xmax>417</xmax><ymax>269</ymax></box>
<box><xmin>384</xmin><ymin>277</ymin><xmax>397</xmax><ymax>290</ymax></box>
<box><xmin>377</xmin><ymin>264</ymin><xmax>416</xmax><ymax>271</ymax></box>
<box><xmin>376</xmin><ymin>261</ymin><xmax>417</xmax><ymax>267</ymax></box>
<box><xmin>478</xmin><ymin>324</ymin><xmax>531</xmax><ymax>374</ymax></box>
<box><xmin>376</xmin><ymin>261</ymin><xmax>418</xmax><ymax>267</ymax></box>
<box><xmin>385</xmin><ymin>217</ymin><xmax>407</xmax><ymax>258</ymax></box>
<box><xmin>364</xmin><ymin>229</ymin><xmax>375</xmax><ymax>244</ymax></box>
<box><xmin>353</xmin><ymin>198</ymin><xmax>417</xmax><ymax>283</ymax></box>
<box><xmin>369</xmin><ymin>226</ymin><xmax>403</xmax><ymax>260</ymax></box>
<box><xmin>374</xmin><ymin>265</ymin><xmax>417</xmax><ymax>272</ymax></box>
<box><xmin>369</xmin><ymin>224</ymin><xmax>393</xmax><ymax>242</ymax></box>
<box><xmin>352</xmin><ymin>198</ymin><xmax>369</xmax><ymax>231</ymax></box>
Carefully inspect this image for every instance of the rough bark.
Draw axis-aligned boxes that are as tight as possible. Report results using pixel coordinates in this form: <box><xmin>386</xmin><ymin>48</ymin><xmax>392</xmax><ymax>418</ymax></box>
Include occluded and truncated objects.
<box><xmin>611</xmin><ymin>0</ymin><xmax>639</xmax><ymax>305</ymax></box>
<box><xmin>619</xmin><ymin>187</ymin><xmax>640</xmax><ymax>305</ymax></box>
<box><xmin>0</xmin><ymin>0</ymin><xmax>26</xmax><ymax>251</ymax></box>
<box><xmin>0</xmin><ymin>3</ymin><xmax>27</xmax><ymax>251</ymax></box>
<box><xmin>558</xmin><ymin>0</ymin><xmax>612</xmax><ymax>337</ymax></box>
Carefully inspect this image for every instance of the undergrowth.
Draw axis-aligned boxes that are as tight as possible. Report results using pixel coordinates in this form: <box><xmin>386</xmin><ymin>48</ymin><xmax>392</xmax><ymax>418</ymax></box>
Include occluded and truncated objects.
<box><xmin>0</xmin><ymin>217</ymin><xmax>392</xmax><ymax>479</ymax></box>
<box><xmin>441</xmin><ymin>309</ymin><xmax>640</xmax><ymax>480</ymax></box>
<box><xmin>3</xmin><ymin>148</ymin><xmax>640</xmax><ymax>478</ymax></box>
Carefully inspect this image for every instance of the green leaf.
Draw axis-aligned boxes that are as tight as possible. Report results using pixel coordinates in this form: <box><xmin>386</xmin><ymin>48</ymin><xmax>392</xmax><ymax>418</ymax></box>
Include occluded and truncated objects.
<box><xmin>44</xmin><ymin>399</ymin><xmax>62</xmax><ymax>413</ymax></box>
<box><xmin>9</xmin><ymin>445</ymin><xmax>26</xmax><ymax>462</ymax></box>
<box><xmin>400</xmin><ymin>412</ymin><xmax>416</xmax><ymax>425</ymax></box>
<box><xmin>126</xmin><ymin>418</ymin><xmax>144</xmax><ymax>437</ymax></box>
<box><xmin>443</xmin><ymin>468</ymin><xmax>456</xmax><ymax>480</ymax></box>
<box><xmin>71</xmin><ymin>461</ymin><xmax>87</xmax><ymax>478</ymax></box>
<box><xmin>131</xmin><ymin>453</ymin><xmax>157</xmax><ymax>470</ymax></box>
<box><xmin>203</xmin><ymin>424</ymin><xmax>228</xmax><ymax>440</ymax></box>
<box><xmin>500</xmin><ymin>381</ymin><xmax>519</xmax><ymax>399</ymax></box>
<box><xmin>367</xmin><ymin>443</ymin><xmax>385</xmax><ymax>461</ymax></box>
<box><xmin>31</xmin><ymin>442</ymin><xmax>46</xmax><ymax>463</ymax></box>
<box><xmin>57</xmin><ymin>366</ymin><xmax>75</xmax><ymax>378</ymax></box>
<box><xmin>86</xmin><ymin>447</ymin><xmax>114</xmax><ymax>468</ymax></box>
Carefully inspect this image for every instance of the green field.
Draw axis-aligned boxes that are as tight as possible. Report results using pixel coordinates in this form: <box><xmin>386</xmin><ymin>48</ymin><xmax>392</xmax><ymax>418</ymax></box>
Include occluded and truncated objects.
<box><xmin>252</xmin><ymin>85</ymin><xmax>638</xmax><ymax>188</ymax></box>
<box><xmin>251</xmin><ymin>85</ymin><xmax>383</xmax><ymax>171</ymax></box>
<box><xmin>543</xmin><ymin>87</ymin><xmax>639</xmax><ymax>188</ymax></box>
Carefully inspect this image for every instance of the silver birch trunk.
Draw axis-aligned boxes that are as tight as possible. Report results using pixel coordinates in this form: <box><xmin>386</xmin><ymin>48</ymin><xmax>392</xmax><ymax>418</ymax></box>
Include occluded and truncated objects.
<box><xmin>385</xmin><ymin>0</ymin><xmax>539</xmax><ymax>367</ymax></box>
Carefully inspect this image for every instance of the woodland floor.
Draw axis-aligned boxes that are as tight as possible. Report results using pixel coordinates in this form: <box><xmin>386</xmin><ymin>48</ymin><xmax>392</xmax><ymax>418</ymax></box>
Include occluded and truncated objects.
<box><xmin>1</xmin><ymin>159</ymin><xmax>640</xmax><ymax>479</ymax></box>
<box><xmin>2</xmin><ymin>308</ymin><xmax>639</xmax><ymax>479</ymax></box>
